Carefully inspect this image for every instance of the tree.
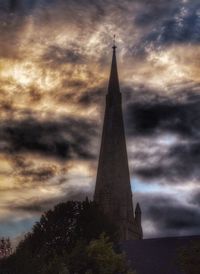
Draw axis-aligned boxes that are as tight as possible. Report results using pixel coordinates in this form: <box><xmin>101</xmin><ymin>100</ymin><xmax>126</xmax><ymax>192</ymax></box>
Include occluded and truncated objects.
<box><xmin>85</xmin><ymin>234</ymin><xmax>136</xmax><ymax>274</ymax></box>
<box><xmin>0</xmin><ymin>238</ymin><xmax>12</xmax><ymax>259</ymax></box>
<box><xmin>41</xmin><ymin>254</ymin><xmax>69</xmax><ymax>274</ymax></box>
<box><xmin>27</xmin><ymin>199</ymin><xmax>117</xmax><ymax>257</ymax></box>
<box><xmin>42</xmin><ymin>234</ymin><xmax>136</xmax><ymax>274</ymax></box>
<box><xmin>2</xmin><ymin>199</ymin><xmax>118</xmax><ymax>274</ymax></box>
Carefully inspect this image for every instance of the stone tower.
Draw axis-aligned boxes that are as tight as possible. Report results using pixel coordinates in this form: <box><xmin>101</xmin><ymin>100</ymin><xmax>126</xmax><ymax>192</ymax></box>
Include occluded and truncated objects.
<box><xmin>94</xmin><ymin>44</ymin><xmax>143</xmax><ymax>240</ymax></box>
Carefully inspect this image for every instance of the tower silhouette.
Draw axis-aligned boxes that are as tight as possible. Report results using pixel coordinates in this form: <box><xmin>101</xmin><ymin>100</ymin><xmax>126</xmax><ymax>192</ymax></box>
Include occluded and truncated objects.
<box><xmin>94</xmin><ymin>44</ymin><xmax>143</xmax><ymax>240</ymax></box>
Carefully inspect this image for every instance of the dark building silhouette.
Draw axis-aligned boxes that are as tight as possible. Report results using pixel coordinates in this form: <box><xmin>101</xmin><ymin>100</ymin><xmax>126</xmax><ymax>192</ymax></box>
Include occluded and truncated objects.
<box><xmin>121</xmin><ymin>236</ymin><xmax>200</xmax><ymax>274</ymax></box>
<box><xmin>94</xmin><ymin>44</ymin><xmax>143</xmax><ymax>240</ymax></box>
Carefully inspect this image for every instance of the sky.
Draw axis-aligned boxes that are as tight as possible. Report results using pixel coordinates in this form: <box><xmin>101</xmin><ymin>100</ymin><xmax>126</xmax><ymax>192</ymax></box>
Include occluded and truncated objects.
<box><xmin>0</xmin><ymin>0</ymin><xmax>200</xmax><ymax>241</ymax></box>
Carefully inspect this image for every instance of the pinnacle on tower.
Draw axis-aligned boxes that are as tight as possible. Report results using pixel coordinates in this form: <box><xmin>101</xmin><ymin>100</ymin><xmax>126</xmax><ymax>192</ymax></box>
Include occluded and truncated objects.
<box><xmin>135</xmin><ymin>203</ymin><xmax>143</xmax><ymax>239</ymax></box>
<box><xmin>135</xmin><ymin>203</ymin><xmax>141</xmax><ymax>214</ymax></box>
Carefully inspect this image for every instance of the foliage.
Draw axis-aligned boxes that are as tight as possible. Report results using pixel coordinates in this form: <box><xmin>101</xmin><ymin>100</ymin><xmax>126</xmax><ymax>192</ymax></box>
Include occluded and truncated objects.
<box><xmin>178</xmin><ymin>239</ymin><xmax>200</xmax><ymax>274</ymax></box>
<box><xmin>0</xmin><ymin>238</ymin><xmax>12</xmax><ymax>259</ymax></box>
<box><xmin>85</xmin><ymin>234</ymin><xmax>136</xmax><ymax>274</ymax></box>
<box><xmin>41</xmin><ymin>234</ymin><xmax>135</xmax><ymax>274</ymax></box>
<box><xmin>1</xmin><ymin>199</ymin><xmax>119</xmax><ymax>274</ymax></box>
<box><xmin>41</xmin><ymin>254</ymin><xmax>69</xmax><ymax>274</ymax></box>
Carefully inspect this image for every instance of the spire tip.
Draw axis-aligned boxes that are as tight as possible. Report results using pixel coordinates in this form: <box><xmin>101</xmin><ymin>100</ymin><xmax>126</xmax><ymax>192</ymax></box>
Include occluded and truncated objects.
<box><xmin>112</xmin><ymin>34</ymin><xmax>117</xmax><ymax>50</ymax></box>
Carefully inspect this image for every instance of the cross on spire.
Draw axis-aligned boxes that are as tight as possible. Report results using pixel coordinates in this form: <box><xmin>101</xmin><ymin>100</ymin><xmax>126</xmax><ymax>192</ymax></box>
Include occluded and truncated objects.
<box><xmin>112</xmin><ymin>35</ymin><xmax>117</xmax><ymax>50</ymax></box>
<box><xmin>108</xmin><ymin>35</ymin><xmax>120</xmax><ymax>94</ymax></box>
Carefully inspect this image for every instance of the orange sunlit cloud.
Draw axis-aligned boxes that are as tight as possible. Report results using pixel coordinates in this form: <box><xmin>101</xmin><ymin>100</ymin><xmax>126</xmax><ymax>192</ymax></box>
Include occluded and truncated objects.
<box><xmin>1</xmin><ymin>0</ymin><xmax>200</xmax><ymax>239</ymax></box>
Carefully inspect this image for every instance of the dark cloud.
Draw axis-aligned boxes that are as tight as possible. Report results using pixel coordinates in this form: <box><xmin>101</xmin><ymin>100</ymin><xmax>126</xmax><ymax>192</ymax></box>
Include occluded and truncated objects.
<box><xmin>149</xmin><ymin>203</ymin><xmax>200</xmax><ymax>236</ymax></box>
<box><xmin>10</xmin><ymin>188</ymin><xmax>93</xmax><ymax>214</ymax></box>
<box><xmin>78</xmin><ymin>88</ymin><xmax>105</xmax><ymax>106</ymax></box>
<box><xmin>134</xmin><ymin>0</ymin><xmax>177</xmax><ymax>26</ymax></box>
<box><xmin>56</xmin><ymin>86</ymin><xmax>105</xmax><ymax>114</ymax></box>
<box><xmin>2</xmin><ymin>0</ymin><xmax>200</xmax><ymax>54</ymax></box>
<box><xmin>11</xmin><ymin>156</ymin><xmax>57</xmax><ymax>183</ymax></box>
<box><xmin>137</xmin><ymin>193</ymin><xmax>200</xmax><ymax>237</ymax></box>
<box><xmin>0</xmin><ymin>10</ymin><xmax>27</xmax><ymax>59</ymax></box>
<box><xmin>125</xmin><ymin>93</ymin><xmax>200</xmax><ymax>137</ymax></box>
<box><xmin>0</xmin><ymin>0</ymin><xmax>40</xmax><ymax>13</ymax></box>
<box><xmin>134</xmin><ymin>1</ymin><xmax>200</xmax><ymax>52</ymax></box>
<box><xmin>9</xmin><ymin>0</ymin><xmax>20</xmax><ymax>12</ymax></box>
<box><xmin>190</xmin><ymin>191</ymin><xmax>200</xmax><ymax>207</ymax></box>
<box><xmin>0</xmin><ymin>100</ymin><xmax>14</xmax><ymax>113</ymax></box>
<box><xmin>0</xmin><ymin>187</ymin><xmax>93</xmax><ymax>238</ymax></box>
<box><xmin>19</xmin><ymin>166</ymin><xmax>55</xmax><ymax>182</ymax></box>
<box><xmin>12</xmin><ymin>203</ymin><xmax>43</xmax><ymax>213</ymax></box>
<box><xmin>133</xmin><ymin>141</ymin><xmax>200</xmax><ymax>183</ymax></box>
<box><xmin>0</xmin><ymin>116</ymin><xmax>97</xmax><ymax>160</ymax></box>
<box><xmin>124</xmin><ymin>88</ymin><xmax>200</xmax><ymax>183</ymax></box>
<box><xmin>0</xmin><ymin>0</ymin><xmax>200</xmax><ymax>240</ymax></box>
<box><xmin>42</xmin><ymin>45</ymin><xmax>85</xmax><ymax>66</ymax></box>
<box><xmin>160</xmin><ymin>5</ymin><xmax>200</xmax><ymax>44</ymax></box>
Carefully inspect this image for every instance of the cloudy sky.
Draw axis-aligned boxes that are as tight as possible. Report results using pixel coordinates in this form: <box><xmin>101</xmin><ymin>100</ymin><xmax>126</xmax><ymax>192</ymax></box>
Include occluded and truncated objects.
<box><xmin>0</xmin><ymin>0</ymin><xmax>200</xmax><ymax>241</ymax></box>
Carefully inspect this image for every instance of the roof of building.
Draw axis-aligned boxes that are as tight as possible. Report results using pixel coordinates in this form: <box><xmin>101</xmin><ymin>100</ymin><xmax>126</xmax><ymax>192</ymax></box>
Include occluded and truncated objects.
<box><xmin>120</xmin><ymin>235</ymin><xmax>200</xmax><ymax>274</ymax></box>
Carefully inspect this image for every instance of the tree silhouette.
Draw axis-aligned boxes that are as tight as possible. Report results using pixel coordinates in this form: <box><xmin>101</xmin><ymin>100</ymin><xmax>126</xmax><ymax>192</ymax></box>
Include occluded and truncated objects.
<box><xmin>0</xmin><ymin>238</ymin><xmax>12</xmax><ymax>259</ymax></box>
<box><xmin>41</xmin><ymin>234</ymin><xmax>135</xmax><ymax>274</ymax></box>
<box><xmin>1</xmin><ymin>199</ymin><xmax>118</xmax><ymax>274</ymax></box>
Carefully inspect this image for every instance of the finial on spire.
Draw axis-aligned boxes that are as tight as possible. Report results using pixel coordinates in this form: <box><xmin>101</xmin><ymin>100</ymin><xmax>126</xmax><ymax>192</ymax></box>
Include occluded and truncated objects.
<box><xmin>112</xmin><ymin>35</ymin><xmax>117</xmax><ymax>50</ymax></box>
<box><xmin>135</xmin><ymin>203</ymin><xmax>141</xmax><ymax>214</ymax></box>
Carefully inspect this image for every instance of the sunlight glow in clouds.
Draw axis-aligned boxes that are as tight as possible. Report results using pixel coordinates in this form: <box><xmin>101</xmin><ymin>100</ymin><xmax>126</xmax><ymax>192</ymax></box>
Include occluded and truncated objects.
<box><xmin>0</xmin><ymin>0</ymin><xmax>200</xmax><ymax>239</ymax></box>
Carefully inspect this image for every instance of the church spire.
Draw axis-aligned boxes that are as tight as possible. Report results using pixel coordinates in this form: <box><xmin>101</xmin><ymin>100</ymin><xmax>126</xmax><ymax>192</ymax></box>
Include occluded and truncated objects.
<box><xmin>94</xmin><ymin>41</ymin><xmax>143</xmax><ymax>241</ymax></box>
<box><xmin>108</xmin><ymin>36</ymin><xmax>120</xmax><ymax>95</ymax></box>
